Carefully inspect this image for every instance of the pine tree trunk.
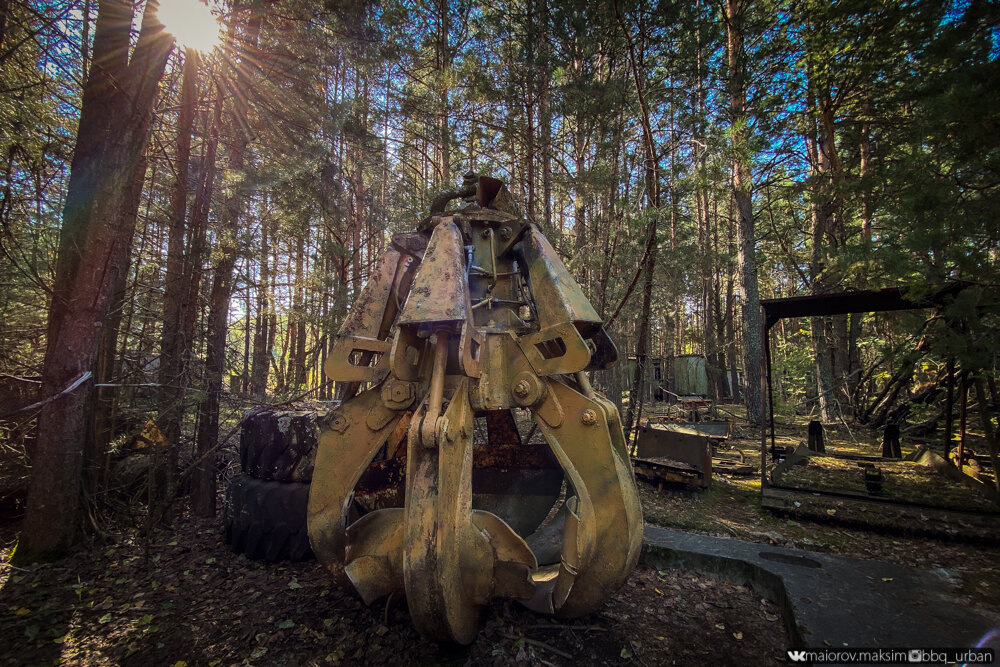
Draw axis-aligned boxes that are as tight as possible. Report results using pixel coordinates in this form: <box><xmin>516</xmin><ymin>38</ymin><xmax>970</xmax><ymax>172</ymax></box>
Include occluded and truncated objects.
<box><xmin>725</xmin><ymin>0</ymin><xmax>762</xmax><ymax>423</ymax></box>
<box><xmin>292</xmin><ymin>231</ymin><xmax>306</xmax><ymax>388</ymax></box>
<box><xmin>539</xmin><ymin>4</ymin><xmax>552</xmax><ymax>231</ymax></box>
<box><xmin>86</xmin><ymin>155</ymin><xmax>147</xmax><ymax>497</ymax></box>
<box><xmin>250</xmin><ymin>212</ymin><xmax>271</xmax><ymax>399</ymax></box>
<box><xmin>15</xmin><ymin>0</ymin><xmax>172</xmax><ymax>563</ymax></box>
<box><xmin>616</xmin><ymin>7</ymin><xmax>660</xmax><ymax>441</ymax></box>
<box><xmin>157</xmin><ymin>50</ymin><xmax>199</xmax><ymax>505</ymax></box>
<box><xmin>192</xmin><ymin>7</ymin><xmax>261</xmax><ymax>517</ymax></box>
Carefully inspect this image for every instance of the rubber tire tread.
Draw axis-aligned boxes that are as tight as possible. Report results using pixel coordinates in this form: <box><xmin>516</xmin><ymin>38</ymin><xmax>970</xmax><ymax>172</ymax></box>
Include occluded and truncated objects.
<box><xmin>222</xmin><ymin>475</ymin><xmax>314</xmax><ymax>562</ymax></box>
<box><xmin>240</xmin><ymin>409</ymin><xmax>319</xmax><ymax>482</ymax></box>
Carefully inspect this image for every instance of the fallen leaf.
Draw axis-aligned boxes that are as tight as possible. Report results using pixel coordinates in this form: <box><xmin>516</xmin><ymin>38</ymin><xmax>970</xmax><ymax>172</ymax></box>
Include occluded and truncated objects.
<box><xmin>278</xmin><ymin>619</ymin><xmax>294</xmax><ymax>629</ymax></box>
<box><xmin>881</xmin><ymin>577</ymin><xmax>893</xmax><ymax>582</ymax></box>
<box><xmin>654</xmin><ymin>588</ymin><xmax>663</xmax><ymax>595</ymax></box>
<box><xmin>98</xmin><ymin>613</ymin><xmax>111</xmax><ymax>624</ymax></box>
<box><xmin>733</xmin><ymin>632</ymin><xmax>743</xmax><ymax>640</ymax></box>
<box><xmin>250</xmin><ymin>646</ymin><xmax>268</xmax><ymax>659</ymax></box>
<box><xmin>288</xmin><ymin>580</ymin><xmax>302</xmax><ymax>590</ymax></box>
<box><xmin>715</xmin><ymin>623</ymin><xmax>725</xmax><ymax>630</ymax></box>
<box><xmin>14</xmin><ymin>607</ymin><xmax>30</xmax><ymax>616</ymax></box>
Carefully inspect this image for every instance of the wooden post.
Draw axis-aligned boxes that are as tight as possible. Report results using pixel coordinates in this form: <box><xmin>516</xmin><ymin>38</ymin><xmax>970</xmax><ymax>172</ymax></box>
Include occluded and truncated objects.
<box><xmin>807</xmin><ymin>420</ymin><xmax>825</xmax><ymax>453</ymax></box>
<box><xmin>957</xmin><ymin>374</ymin><xmax>968</xmax><ymax>468</ymax></box>
<box><xmin>882</xmin><ymin>424</ymin><xmax>901</xmax><ymax>458</ymax></box>
<box><xmin>943</xmin><ymin>358</ymin><xmax>955</xmax><ymax>459</ymax></box>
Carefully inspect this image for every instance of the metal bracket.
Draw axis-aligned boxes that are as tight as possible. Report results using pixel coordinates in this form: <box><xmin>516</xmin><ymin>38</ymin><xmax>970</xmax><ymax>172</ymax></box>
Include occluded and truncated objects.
<box><xmin>325</xmin><ymin>335</ymin><xmax>392</xmax><ymax>383</ymax></box>
<box><xmin>518</xmin><ymin>322</ymin><xmax>592</xmax><ymax>376</ymax></box>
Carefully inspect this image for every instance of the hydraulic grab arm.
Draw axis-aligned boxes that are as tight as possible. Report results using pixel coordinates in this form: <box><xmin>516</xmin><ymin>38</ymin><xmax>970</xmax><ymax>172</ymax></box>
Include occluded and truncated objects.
<box><xmin>307</xmin><ymin>174</ymin><xmax>643</xmax><ymax>644</ymax></box>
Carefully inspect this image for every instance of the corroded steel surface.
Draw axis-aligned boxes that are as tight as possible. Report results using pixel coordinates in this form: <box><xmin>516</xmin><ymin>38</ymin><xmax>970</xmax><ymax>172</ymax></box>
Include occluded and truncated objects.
<box><xmin>307</xmin><ymin>174</ymin><xmax>643</xmax><ymax>644</ymax></box>
<box><xmin>398</xmin><ymin>221</ymin><xmax>470</xmax><ymax>326</ymax></box>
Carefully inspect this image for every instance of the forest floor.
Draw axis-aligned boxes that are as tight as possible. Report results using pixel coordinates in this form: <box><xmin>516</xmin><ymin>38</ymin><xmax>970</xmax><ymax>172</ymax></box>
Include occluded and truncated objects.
<box><xmin>0</xmin><ymin>513</ymin><xmax>789</xmax><ymax>666</ymax></box>
<box><xmin>1</xmin><ymin>409</ymin><xmax>998</xmax><ymax>666</ymax></box>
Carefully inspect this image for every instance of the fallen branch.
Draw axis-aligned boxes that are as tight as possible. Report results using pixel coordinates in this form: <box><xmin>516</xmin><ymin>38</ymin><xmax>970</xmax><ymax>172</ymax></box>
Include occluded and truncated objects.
<box><xmin>502</xmin><ymin>633</ymin><xmax>574</xmax><ymax>659</ymax></box>
<box><xmin>526</xmin><ymin>624</ymin><xmax>609</xmax><ymax>632</ymax></box>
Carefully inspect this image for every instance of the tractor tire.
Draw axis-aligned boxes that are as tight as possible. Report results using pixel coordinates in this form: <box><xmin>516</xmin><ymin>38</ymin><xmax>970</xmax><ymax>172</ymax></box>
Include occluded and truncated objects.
<box><xmin>222</xmin><ymin>475</ymin><xmax>314</xmax><ymax>562</ymax></box>
<box><xmin>240</xmin><ymin>407</ymin><xmax>330</xmax><ymax>482</ymax></box>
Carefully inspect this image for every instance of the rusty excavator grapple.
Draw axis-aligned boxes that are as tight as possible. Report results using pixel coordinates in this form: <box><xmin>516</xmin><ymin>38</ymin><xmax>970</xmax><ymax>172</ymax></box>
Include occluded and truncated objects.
<box><xmin>307</xmin><ymin>173</ymin><xmax>642</xmax><ymax>644</ymax></box>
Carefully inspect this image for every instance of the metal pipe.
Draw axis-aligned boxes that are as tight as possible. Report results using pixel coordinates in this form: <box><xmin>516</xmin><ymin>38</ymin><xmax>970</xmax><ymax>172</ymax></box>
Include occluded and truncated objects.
<box><xmin>575</xmin><ymin>371</ymin><xmax>596</xmax><ymax>400</ymax></box>
<box><xmin>487</xmin><ymin>228</ymin><xmax>498</xmax><ymax>289</ymax></box>
<box><xmin>420</xmin><ymin>329</ymin><xmax>450</xmax><ymax>447</ymax></box>
<box><xmin>430</xmin><ymin>183</ymin><xmax>477</xmax><ymax>214</ymax></box>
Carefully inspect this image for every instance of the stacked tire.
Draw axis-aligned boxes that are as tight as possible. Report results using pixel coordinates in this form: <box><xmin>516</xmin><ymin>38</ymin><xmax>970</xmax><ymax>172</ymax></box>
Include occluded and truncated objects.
<box><xmin>222</xmin><ymin>406</ymin><xmax>330</xmax><ymax>562</ymax></box>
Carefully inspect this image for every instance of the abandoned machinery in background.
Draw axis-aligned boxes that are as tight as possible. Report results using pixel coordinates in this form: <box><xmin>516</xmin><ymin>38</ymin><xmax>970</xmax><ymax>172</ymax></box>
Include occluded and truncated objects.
<box><xmin>306</xmin><ymin>173</ymin><xmax>643</xmax><ymax>644</ymax></box>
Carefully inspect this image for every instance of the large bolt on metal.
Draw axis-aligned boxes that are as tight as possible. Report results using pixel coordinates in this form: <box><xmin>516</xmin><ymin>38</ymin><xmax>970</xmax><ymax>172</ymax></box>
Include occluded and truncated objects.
<box><xmin>381</xmin><ymin>379</ymin><xmax>416</xmax><ymax>410</ymax></box>
<box><xmin>510</xmin><ymin>372</ymin><xmax>544</xmax><ymax>407</ymax></box>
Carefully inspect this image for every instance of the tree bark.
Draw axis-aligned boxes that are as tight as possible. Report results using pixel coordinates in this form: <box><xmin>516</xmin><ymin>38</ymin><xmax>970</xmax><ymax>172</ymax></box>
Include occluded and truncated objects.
<box><xmin>724</xmin><ymin>0</ymin><xmax>762</xmax><ymax>423</ymax></box>
<box><xmin>87</xmin><ymin>155</ymin><xmax>147</xmax><ymax>500</ymax></box>
<box><xmin>615</xmin><ymin>5</ymin><xmax>660</xmax><ymax>442</ymax></box>
<box><xmin>157</xmin><ymin>49</ymin><xmax>199</xmax><ymax>507</ymax></box>
<box><xmin>539</xmin><ymin>0</ymin><xmax>552</xmax><ymax>230</ymax></box>
<box><xmin>192</xmin><ymin>7</ymin><xmax>260</xmax><ymax>517</ymax></box>
<box><xmin>974</xmin><ymin>376</ymin><xmax>1000</xmax><ymax>491</ymax></box>
<box><xmin>15</xmin><ymin>0</ymin><xmax>172</xmax><ymax>563</ymax></box>
<box><xmin>434</xmin><ymin>0</ymin><xmax>450</xmax><ymax>185</ymax></box>
<box><xmin>250</xmin><ymin>208</ymin><xmax>271</xmax><ymax>399</ymax></box>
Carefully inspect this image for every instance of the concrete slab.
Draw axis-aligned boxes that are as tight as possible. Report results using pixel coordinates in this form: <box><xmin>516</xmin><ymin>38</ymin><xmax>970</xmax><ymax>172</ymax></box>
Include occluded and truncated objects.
<box><xmin>642</xmin><ymin>525</ymin><xmax>997</xmax><ymax>657</ymax></box>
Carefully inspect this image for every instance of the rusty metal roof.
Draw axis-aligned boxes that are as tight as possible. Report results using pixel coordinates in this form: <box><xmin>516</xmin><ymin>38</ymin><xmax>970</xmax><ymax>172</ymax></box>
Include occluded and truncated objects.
<box><xmin>761</xmin><ymin>284</ymin><xmax>970</xmax><ymax>330</ymax></box>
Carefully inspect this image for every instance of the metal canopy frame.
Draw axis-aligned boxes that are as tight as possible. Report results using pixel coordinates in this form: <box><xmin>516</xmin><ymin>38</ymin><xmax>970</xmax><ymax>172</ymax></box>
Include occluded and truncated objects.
<box><xmin>757</xmin><ymin>284</ymin><xmax>966</xmax><ymax>490</ymax></box>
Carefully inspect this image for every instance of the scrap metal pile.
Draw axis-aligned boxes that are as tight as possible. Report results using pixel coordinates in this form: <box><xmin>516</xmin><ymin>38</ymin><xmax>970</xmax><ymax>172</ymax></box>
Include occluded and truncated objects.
<box><xmin>306</xmin><ymin>174</ymin><xmax>642</xmax><ymax>643</ymax></box>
